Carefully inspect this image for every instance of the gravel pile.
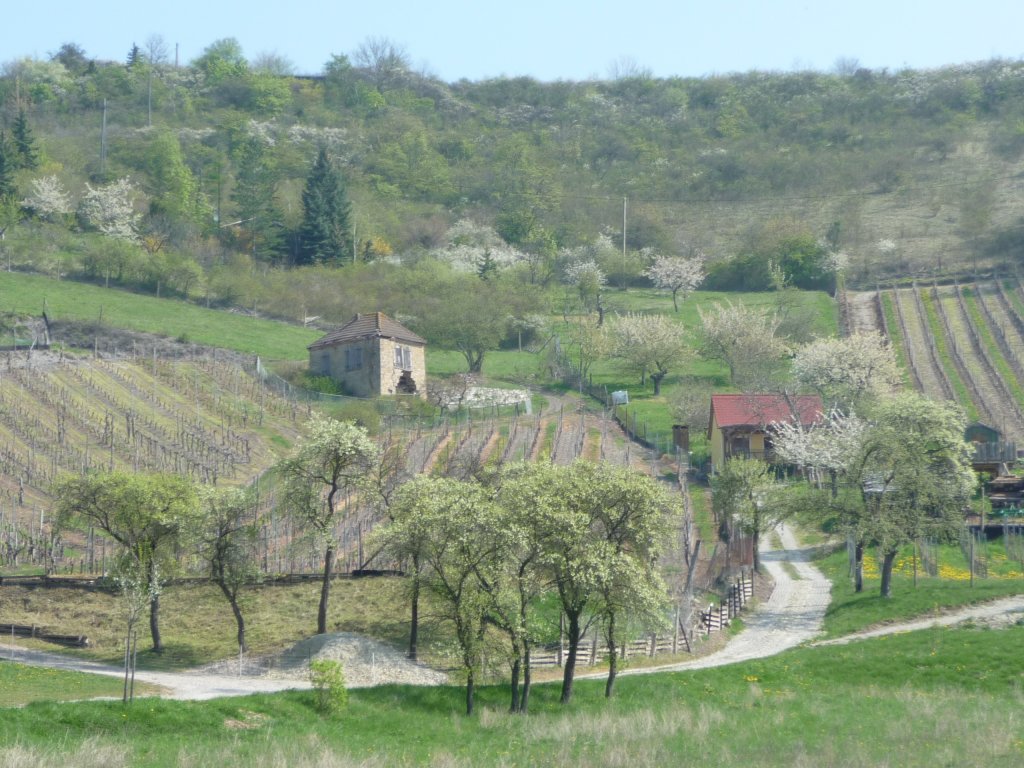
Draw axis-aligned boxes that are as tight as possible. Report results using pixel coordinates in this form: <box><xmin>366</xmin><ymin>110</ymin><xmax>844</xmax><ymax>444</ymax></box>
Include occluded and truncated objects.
<box><xmin>202</xmin><ymin>632</ymin><xmax>449</xmax><ymax>688</ymax></box>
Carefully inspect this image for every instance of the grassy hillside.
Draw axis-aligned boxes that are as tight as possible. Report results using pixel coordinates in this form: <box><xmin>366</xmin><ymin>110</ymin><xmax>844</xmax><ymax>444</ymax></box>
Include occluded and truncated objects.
<box><xmin>0</xmin><ymin>271</ymin><xmax>318</xmax><ymax>361</ymax></box>
<box><xmin>1</xmin><ymin>626</ymin><xmax>1021</xmax><ymax>766</ymax></box>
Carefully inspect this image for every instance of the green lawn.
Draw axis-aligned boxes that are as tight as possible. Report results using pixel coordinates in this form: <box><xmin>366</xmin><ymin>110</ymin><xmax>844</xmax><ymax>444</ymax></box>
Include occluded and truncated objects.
<box><xmin>1</xmin><ymin>626</ymin><xmax>1021</xmax><ymax>766</ymax></box>
<box><xmin>0</xmin><ymin>271</ymin><xmax>319</xmax><ymax>360</ymax></box>
<box><xmin>818</xmin><ymin>545</ymin><xmax>1024</xmax><ymax>637</ymax></box>
<box><xmin>0</xmin><ymin>660</ymin><xmax>158</xmax><ymax>706</ymax></box>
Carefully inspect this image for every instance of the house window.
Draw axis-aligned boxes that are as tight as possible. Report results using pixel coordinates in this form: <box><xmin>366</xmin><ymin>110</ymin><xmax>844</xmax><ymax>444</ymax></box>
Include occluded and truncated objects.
<box><xmin>345</xmin><ymin>347</ymin><xmax>363</xmax><ymax>371</ymax></box>
<box><xmin>394</xmin><ymin>345</ymin><xmax>412</xmax><ymax>370</ymax></box>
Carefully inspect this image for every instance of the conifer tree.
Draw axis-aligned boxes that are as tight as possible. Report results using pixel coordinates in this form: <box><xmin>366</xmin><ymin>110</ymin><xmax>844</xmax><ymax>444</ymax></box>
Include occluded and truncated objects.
<box><xmin>230</xmin><ymin>137</ymin><xmax>281</xmax><ymax>261</ymax></box>
<box><xmin>126</xmin><ymin>43</ymin><xmax>143</xmax><ymax>68</ymax></box>
<box><xmin>11</xmin><ymin>110</ymin><xmax>38</xmax><ymax>170</ymax></box>
<box><xmin>0</xmin><ymin>131</ymin><xmax>17</xmax><ymax>201</ymax></box>
<box><xmin>299</xmin><ymin>147</ymin><xmax>352</xmax><ymax>265</ymax></box>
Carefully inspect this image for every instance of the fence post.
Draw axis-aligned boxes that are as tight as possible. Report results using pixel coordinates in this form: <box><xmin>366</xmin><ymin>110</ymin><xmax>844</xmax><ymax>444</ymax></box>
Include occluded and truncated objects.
<box><xmin>672</xmin><ymin>606</ymin><xmax>679</xmax><ymax>654</ymax></box>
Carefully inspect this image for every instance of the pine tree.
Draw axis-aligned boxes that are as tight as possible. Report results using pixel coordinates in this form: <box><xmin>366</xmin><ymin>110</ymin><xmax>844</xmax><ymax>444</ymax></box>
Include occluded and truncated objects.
<box><xmin>0</xmin><ymin>131</ymin><xmax>17</xmax><ymax>201</ymax></box>
<box><xmin>298</xmin><ymin>147</ymin><xmax>352</xmax><ymax>265</ymax></box>
<box><xmin>127</xmin><ymin>43</ymin><xmax>143</xmax><ymax>68</ymax></box>
<box><xmin>230</xmin><ymin>138</ymin><xmax>282</xmax><ymax>262</ymax></box>
<box><xmin>11</xmin><ymin>109</ymin><xmax>39</xmax><ymax>171</ymax></box>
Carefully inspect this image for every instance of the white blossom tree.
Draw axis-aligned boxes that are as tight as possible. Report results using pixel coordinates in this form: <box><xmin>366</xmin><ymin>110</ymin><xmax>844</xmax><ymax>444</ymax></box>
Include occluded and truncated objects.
<box><xmin>435</xmin><ymin>218</ymin><xmax>528</xmax><ymax>273</ymax></box>
<box><xmin>644</xmin><ymin>253</ymin><xmax>705</xmax><ymax>311</ymax></box>
<box><xmin>22</xmin><ymin>175</ymin><xmax>73</xmax><ymax>222</ymax></box>
<box><xmin>78</xmin><ymin>177</ymin><xmax>141</xmax><ymax>242</ymax></box>
<box><xmin>771</xmin><ymin>407</ymin><xmax>867</xmax><ymax>492</ymax></box>
<box><xmin>564</xmin><ymin>258</ymin><xmax>607</xmax><ymax>312</ymax></box>
<box><xmin>610</xmin><ymin>313</ymin><xmax>690</xmax><ymax>395</ymax></box>
<box><xmin>793</xmin><ymin>332</ymin><xmax>901</xmax><ymax>411</ymax></box>
<box><xmin>698</xmin><ymin>300</ymin><xmax>788</xmax><ymax>389</ymax></box>
<box><xmin>277</xmin><ymin>416</ymin><xmax>378</xmax><ymax>634</ymax></box>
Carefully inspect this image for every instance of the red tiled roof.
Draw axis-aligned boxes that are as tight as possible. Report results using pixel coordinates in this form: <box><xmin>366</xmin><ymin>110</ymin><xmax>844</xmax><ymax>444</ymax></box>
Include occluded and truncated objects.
<box><xmin>308</xmin><ymin>312</ymin><xmax>426</xmax><ymax>350</ymax></box>
<box><xmin>710</xmin><ymin>394</ymin><xmax>823</xmax><ymax>429</ymax></box>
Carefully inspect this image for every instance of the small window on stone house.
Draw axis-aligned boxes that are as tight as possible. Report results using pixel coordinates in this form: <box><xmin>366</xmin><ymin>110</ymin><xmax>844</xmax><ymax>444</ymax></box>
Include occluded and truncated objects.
<box><xmin>394</xmin><ymin>345</ymin><xmax>412</xmax><ymax>370</ymax></box>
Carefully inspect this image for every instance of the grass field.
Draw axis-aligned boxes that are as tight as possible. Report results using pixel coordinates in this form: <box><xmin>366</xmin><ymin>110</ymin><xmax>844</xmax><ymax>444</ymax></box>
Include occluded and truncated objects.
<box><xmin>0</xmin><ymin>661</ymin><xmax>159</xmax><ymax>706</ymax></box>
<box><xmin>0</xmin><ymin>577</ymin><xmax>415</xmax><ymax>672</ymax></box>
<box><xmin>0</xmin><ymin>271</ymin><xmax>319</xmax><ymax>361</ymax></box>
<box><xmin>818</xmin><ymin>544</ymin><xmax>1024</xmax><ymax>637</ymax></box>
<box><xmin>0</xmin><ymin>626</ymin><xmax>1021</xmax><ymax>766</ymax></box>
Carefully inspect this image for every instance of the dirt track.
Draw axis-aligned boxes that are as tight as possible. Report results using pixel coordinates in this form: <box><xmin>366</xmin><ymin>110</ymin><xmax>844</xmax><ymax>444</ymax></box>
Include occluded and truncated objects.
<box><xmin>4</xmin><ymin>525</ymin><xmax>1023</xmax><ymax>700</ymax></box>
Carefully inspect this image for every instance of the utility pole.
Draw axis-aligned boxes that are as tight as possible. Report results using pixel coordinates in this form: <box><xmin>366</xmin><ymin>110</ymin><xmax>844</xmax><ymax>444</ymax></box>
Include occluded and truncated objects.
<box><xmin>622</xmin><ymin>196</ymin><xmax>628</xmax><ymax>276</ymax></box>
<box><xmin>100</xmin><ymin>99</ymin><xmax>108</xmax><ymax>177</ymax></box>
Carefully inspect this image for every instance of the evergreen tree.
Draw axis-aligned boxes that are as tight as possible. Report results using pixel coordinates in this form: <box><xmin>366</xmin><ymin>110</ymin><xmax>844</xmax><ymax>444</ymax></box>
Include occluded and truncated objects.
<box><xmin>12</xmin><ymin>109</ymin><xmax>39</xmax><ymax>171</ymax></box>
<box><xmin>476</xmin><ymin>248</ymin><xmax>498</xmax><ymax>280</ymax></box>
<box><xmin>230</xmin><ymin>137</ymin><xmax>282</xmax><ymax>262</ymax></box>
<box><xmin>0</xmin><ymin>131</ymin><xmax>16</xmax><ymax>201</ymax></box>
<box><xmin>299</xmin><ymin>147</ymin><xmax>352</xmax><ymax>265</ymax></box>
<box><xmin>127</xmin><ymin>43</ymin><xmax>143</xmax><ymax>68</ymax></box>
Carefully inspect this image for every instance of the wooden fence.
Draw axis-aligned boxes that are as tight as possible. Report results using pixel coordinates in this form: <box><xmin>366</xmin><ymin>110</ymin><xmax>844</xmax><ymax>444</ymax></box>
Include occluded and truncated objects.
<box><xmin>0</xmin><ymin>622</ymin><xmax>89</xmax><ymax>648</ymax></box>
<box><xmin>698</xmin><ymin>571</ymin><xmax>755</xmax><ymax>635</ymax></box>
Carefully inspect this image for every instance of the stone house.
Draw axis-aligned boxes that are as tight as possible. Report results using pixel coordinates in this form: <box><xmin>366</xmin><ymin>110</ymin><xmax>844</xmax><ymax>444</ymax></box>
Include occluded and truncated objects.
<box><xmin>708</xmin><ymin>393</ymin><xmax>823</xmax><ymax>473</ymax></box>
<box><xmin>308</xmin><ymin>313</ymin><xmax>427</xmax><ymax>398</ymax></box>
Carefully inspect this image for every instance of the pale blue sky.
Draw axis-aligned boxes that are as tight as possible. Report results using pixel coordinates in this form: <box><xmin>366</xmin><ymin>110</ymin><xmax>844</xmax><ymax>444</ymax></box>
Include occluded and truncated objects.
<box><xmin>6</xmin><ymin>1</ymin><xmax>1024</xmax><ymax>82</ymax></box>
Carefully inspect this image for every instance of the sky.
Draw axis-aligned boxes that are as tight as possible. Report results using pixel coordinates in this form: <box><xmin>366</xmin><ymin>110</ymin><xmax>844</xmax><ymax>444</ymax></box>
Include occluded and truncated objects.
<box><xmin>5</xmin><ymin>1</ymin><xmax>1024</xmax><ymax>82</ymax></box>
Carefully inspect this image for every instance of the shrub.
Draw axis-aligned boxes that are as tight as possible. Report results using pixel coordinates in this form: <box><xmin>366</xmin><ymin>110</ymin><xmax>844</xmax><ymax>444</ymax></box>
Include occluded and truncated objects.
<box><xmin>309</xmin><ymin>659</ymin><xmax>348</xmax><ymax>715</ymax></box>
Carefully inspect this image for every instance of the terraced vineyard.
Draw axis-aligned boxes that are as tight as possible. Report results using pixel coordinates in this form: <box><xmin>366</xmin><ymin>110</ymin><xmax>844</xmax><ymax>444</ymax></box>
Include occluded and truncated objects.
<box><xmin>0</xmin><ymin>351</ymin><xmax>303</xmax><ymax>547</ymax></box>
<box><xmin>865</xmin><ymin>280</ymin><xmax>1024</xmax><ymax>441</ymax></box>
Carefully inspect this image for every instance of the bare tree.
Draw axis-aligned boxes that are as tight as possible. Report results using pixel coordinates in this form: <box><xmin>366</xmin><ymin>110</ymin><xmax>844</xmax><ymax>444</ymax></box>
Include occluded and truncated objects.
<box><xmin>251</xmin><ymin>51</ymin><xmax>295</xmax><ymax>75</ymax></box>
<box><xmin>353</xmin><ymin>36</ymin><xmax>410</xmax><ymax>93</ymax></box>
<box><xmin>144</xmin><ymin>35</ymin><xmax>170</xmax><ymax>67</ymax></box>
<box><xmin>607</xmin><ymin>56</ymin><xmax>652</xmax><ymax>81</ymax></box>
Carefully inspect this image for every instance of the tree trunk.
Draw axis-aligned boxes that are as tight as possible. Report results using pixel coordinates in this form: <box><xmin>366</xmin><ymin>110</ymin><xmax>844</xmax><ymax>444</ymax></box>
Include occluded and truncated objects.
<box><xmin>318</xmin><ymin>543</ymin><xmax>335</xmax><ymax>635</ymax></box>
<box><xmin>672</xmin><ymin>290</ymin><xmax>679</xmax><ymax>312</ymax></box>
<box><xmin>465</xmin><ymin>667</ymin><xmax>475</xmax><ymax>716</ymax></box>
<box><xmin>147</xmin><ymin>558</ymin><xmax>162</xmax><ymax>653</ymax></box>
<box><xmin>217</xmin><ymin>581</ymin><xmax>248</xmax><ymax>653</ymax></box>
<box><xmin>521</xmin><ymin>644</ymin><xmax>532</xmax><ymax>714</ymax></box>
<box><xmin>880</xmin><ymin>548</ymin><xmax>897</xmax><ymax>598</ymax></box>
<box><xmin>149</xmin><ymin>592</ymin><xmax>162</xmax><ymax>653</ymax></box>
<box><xmin>854</xmin><ymin>541</ymin><xmax>864</xmax><ymax>593</ymax></box>
<box><xmin>752</xmin><ymin>528</ymin><xmax>761</xmax><ymax>574</ymax></box>
<box><xmin>559</xmin><ymin>611</ymin><xmax>581</xmax><ymax>704</ymax></box>
<box><xmin>604</xmin><ymin>612</ymin><xmax>618</xmax><ymax>698</ymax></box>
<box><xmin>509</xmin><ymin>653</ymin><xmax>521</xmax><ymax>713</ymax></box>
<box><xmin>651</xmin><ymin>371</ymin><xmax>665</xmax><ymax>396</ymax></box>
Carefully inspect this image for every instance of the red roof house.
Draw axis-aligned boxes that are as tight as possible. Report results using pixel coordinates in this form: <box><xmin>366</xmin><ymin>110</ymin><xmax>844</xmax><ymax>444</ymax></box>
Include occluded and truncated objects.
<box><xmin>708</xmin><ymin>394</ymin><xmax>824</xmax><ymax>472</ymax></box>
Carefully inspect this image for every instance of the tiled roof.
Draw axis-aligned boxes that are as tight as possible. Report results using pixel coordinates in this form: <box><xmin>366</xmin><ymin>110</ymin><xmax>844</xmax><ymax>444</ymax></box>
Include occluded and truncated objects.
<box><xmin>710</xmin><ymin>394</ymin><xmax>823</xmax><ymax>429</ymax></box>
<box><xmin>308</xmin><ymin>312</ymin><xmax>426</xmax><ymax>350</ymax></box>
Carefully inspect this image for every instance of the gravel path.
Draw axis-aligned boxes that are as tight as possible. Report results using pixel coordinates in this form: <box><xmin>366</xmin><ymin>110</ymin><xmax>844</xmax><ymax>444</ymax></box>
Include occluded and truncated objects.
<box><xmin>848</xmin><ymin>291</ymin><xmax>882</xmax><ymax>336</ymax></box>
<box><xmin>813</xmin><ymin>595</ymin><xmax>1024</xmax><ymax>646</ymax></box>
<box><xmin>598</xmin><ymin>523</ymin><xmax>833</xmax><ymax>678</ymax></box>
<box><xmin>0</xmin><ymin>632</ymin><xmax>445</xmax><ymax>701</ymax></box>
<box><xmin>4</xmin><ymin>526</ymin><xmax>1022</xmax><ymax>700</ymax></box>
